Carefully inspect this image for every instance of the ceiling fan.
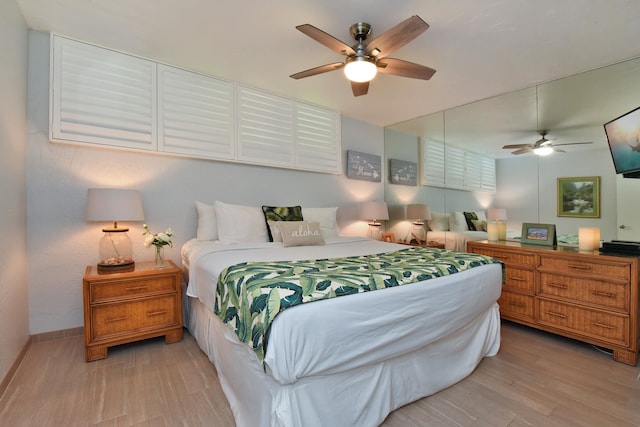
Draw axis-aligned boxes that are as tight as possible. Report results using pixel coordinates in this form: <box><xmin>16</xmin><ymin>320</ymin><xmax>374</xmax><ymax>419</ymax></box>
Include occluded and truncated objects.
<box><xmin>502</xmin><ymin>131</ymin><xmax>594</xmax><ymax>156</ymax></box>
<box><xmin>289</xmin><ymin>15</ymin><xmax>436</xmax><ymax>97</ymax></box>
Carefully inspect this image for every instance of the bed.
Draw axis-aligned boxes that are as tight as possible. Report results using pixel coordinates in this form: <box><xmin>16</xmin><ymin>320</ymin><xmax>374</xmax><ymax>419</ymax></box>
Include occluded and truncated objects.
<box><xmin>181</xmin><ymin>201</ymin><xmax>503</xmax><ymax>427</ymax></box>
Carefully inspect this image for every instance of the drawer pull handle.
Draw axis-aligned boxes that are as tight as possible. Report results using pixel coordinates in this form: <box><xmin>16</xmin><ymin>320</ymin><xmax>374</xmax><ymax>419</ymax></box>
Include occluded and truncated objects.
<box><xmin>146</xmin><ymin>310</ymin><xmax>167</xmax><ymax>317</ymax></box>
<box><xmin>592</xmin><ymin>290</ymin><xmax>616</xmax><ymax>298</ymax></box>
<box><xmin>547</xmin><ymin>311</ymin><xmax>566</xmax><ymax>319</ymax></box>
<box><xmin>508</xmin><ymin>276</ymin><xmax>526</xmax><ymax>282</ymax></box>
<box><xmin>508</xmin><ymin>301</ymin><xmax>526</xmax><ymax>308</ymax></box>
<box><xmin>548</xmin><ymin>283</ymin><xmax>568</xmax><ymax>290</ymax></box>
<box><xmin>592</xmin><ymin>322</ymin><xmax>616</xmax><ymax>330</ymax></box>
<box><xmin>567</xmin><ymin>263</ymin><xmax>591</xmax><ymax>271</ymax></box>
<box><xmin>105</xmin><ymin>316</ymin><xmax>128</xmax><ymax>323</ymax></box>
<box><xmin>125</xmin><ymin>285</ymin><xmax>148</xmax><ymax>292</ymax></box>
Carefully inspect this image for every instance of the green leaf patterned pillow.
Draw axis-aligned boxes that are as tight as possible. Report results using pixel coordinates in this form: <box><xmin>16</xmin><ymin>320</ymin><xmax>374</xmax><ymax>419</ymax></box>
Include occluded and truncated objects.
<box><xmin>262</xmin><ymin>206</ymin><xmax>303</xmax><ymax>241</ymax></box>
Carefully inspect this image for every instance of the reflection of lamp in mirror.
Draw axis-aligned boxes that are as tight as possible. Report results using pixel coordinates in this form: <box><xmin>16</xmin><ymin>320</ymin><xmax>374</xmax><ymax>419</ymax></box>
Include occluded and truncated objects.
<box><xmin>86</xmin><ymin>188</ymin><xmax>145</xmax><ymax>273</ymax></box>
<box><xmin>487</xmin><ymin>208</ymin><xmax>508</xmax><ymax>241</ymax></box>
<box><xmin>405</xmin><ymin>204</ymin><xmax>431</xmax><ymax>245</ymax></box>
<box><xmin>361</xmin><ymin>201</ymin><xmax>389</xmax><ymax>240</ymax></box>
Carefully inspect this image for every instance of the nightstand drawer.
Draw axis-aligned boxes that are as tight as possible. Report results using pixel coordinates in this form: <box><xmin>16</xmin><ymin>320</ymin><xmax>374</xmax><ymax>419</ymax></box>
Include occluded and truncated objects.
<box><xmin>537</xmin><ymin>299</ymin><xmax>628</xmax><ymax>346</ymax></box>
<box><xmin>91</xmin><ymin>295</ymin><xmax>178</xmax><ymax>340</ymax></box>
<box><xmin>539</xmin><ymin>257</ymin><xmax>630</xmax><ymax>280</ymax></box>
<box><xmin>90</xmin><ymin>275</ymin><xmax>177</xmax><ymax>303</ymax></box>
<box><xmin>539</xmin><ymin>273</ymin><xmax>628</xmax><ymax>311</ymax></box>
<box><xmin>498</xmin><ymin>291</ymin><xmax>534</xmax><ymax>321</ymax></box>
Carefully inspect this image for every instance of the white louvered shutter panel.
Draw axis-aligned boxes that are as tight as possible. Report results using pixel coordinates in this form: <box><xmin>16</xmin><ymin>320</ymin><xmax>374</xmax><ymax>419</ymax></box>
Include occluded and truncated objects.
<box><xmin>236</xmin><ymin>86</ymin><xmax>294</xmax><ymax>167</ymax></box>
<box><xmin>158</xmin><ymin>65</ymin><xmax>234</xmax><ymax>159</ymax></box>
<box><xmin>482</xmin><ymin>156</ymin><xmax>497</xmax><ymax>193</ymax></box>
<box><xmin>445</xmin><ymin>145</ymin><xmax>465</xmax><ymax>189</ymax></box>
<box><xmin>295</xmin><ymin>103</ymin><xmax>341</xmax><ymax>173</ymax></box>
<box><xmin>464</xmin><ymin>152</ymin><xmax>483</xmax><ymax>191</ymax></box>
<box><xmin>51</xmin><ymin>35</ymin><xmax>156</xmax><ymax>150</ymax></box>
<box><xmin>420</xmin><ymin>138</ymin><xmax>445</xmax><ymax>187</ymax></box>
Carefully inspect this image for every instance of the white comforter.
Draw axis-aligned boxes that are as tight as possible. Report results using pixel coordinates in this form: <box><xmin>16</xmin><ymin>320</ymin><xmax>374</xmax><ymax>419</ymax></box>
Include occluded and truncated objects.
<box><xmin>182</xmin><ymin>237</ymin><xmax>502</xmax><ymax>385</ymax></box>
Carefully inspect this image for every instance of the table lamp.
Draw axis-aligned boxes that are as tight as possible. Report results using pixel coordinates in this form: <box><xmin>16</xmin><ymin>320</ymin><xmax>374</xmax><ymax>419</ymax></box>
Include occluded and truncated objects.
<box><xmin>405</xmin><ymin>203</ymin><xmax>431</xmax><ymax>244</ymax></box>
<box><xmin>361</xmin><ymin>201</ymin><xmax>389</xmax><ymax>240</ymax></box>
<box><xmin>86</xmin><ymin>188</ymin><xmax>145</xmax><ymax>272</ymax></box>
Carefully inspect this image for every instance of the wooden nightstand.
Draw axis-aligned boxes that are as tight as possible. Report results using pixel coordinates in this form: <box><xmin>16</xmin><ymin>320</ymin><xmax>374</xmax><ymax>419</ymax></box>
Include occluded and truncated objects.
<box><xmin>83</xmin><ymin>260</ymin><xmax>183</xmax><ymax>361</ymax></box>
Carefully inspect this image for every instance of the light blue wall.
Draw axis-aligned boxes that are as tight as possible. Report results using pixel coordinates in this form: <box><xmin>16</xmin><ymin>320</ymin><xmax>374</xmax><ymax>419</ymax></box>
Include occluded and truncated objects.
<box><xmin>0</xmin><ymin>0</ymin><xmax>29</xmax><ymax>383</ymax></box>
<box><xmin>26</xmin><ymin>31</ymin><xmax>385</xmax><ymax>334</ymax></box>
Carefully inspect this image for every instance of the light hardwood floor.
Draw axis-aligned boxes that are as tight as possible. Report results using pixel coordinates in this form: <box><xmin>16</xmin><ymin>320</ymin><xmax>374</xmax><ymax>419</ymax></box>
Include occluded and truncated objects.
<box><xmin>1</xmin><ymin>321</ymin><xmax>638</xmax><ymax>426</ymax></box>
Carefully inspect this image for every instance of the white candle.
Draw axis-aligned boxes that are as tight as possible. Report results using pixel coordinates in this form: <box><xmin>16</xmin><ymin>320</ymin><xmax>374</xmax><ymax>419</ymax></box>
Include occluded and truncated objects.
<box><xmin>487</xmin><ymin>222</ymin><xmax>500</xmax><ymax>241</ymax></box>
<box><xmin>578</xmin><ymin>227</ymin><xmax>600</xmax><ymax>251</ymax></box>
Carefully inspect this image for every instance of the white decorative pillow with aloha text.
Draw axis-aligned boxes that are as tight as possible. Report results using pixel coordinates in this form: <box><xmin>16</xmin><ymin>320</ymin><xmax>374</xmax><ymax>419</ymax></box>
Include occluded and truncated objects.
<box><xmin>277</xmin><ymin>221</ymin><xmax>325</xmax><ymax>247</ymax></box>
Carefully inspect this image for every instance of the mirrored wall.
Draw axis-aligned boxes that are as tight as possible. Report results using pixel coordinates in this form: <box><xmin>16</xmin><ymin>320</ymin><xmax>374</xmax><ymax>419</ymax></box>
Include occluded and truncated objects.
<box><xmin>384</xmin><ymin>55</ymin><xmax>640</xmax><ymax>246</ymax></box>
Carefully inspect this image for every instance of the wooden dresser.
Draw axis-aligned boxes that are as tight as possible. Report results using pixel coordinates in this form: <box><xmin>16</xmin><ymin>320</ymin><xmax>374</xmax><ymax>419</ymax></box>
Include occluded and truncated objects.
<box><xmin>467</xmin><ymin>240</ymin><xmax>639</xmax><ymax>365</ymax></box>
<box><xmin>83</xmin><ymin>260</ymin><xmax>183</xmax><ymax>361</ymax></box>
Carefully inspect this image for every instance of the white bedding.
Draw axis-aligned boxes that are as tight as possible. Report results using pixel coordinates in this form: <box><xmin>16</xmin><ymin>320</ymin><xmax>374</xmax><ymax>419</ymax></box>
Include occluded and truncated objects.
<box><xmin>181</xmin><ymin>236</ymin><xmax>502</xmax><ymax>426</ymax></box>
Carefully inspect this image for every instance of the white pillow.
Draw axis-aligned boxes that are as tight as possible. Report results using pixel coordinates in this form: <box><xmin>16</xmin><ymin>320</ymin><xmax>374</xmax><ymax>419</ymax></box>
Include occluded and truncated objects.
<box><xmin>449</xmin><ymin>211</ymin><xmax>469</xmax><ymax>233</ymax></box>
<box><xmin>427</xmin><ymin>212</ymin><xmax>449</xmax><ymax>231</ymax></box>
<box><xmin>214</xmin><ymin>201</ymin><xmax>269</xmax><ymax>244</ymax></box>
<box><xmin>302</xmin><ymin>207</ymin><xmax>340</xmax><ymax>238</ymax></box>
<box><xmin>195</xmin><ymin>200</ymin><xmax>217</xmax><ymax>241</ymax></box>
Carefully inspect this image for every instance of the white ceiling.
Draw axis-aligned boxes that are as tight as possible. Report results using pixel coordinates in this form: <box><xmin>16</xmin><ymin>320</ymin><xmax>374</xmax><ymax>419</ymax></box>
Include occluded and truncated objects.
<box><xmin>15</xmin><ymin>0</ymin><xmax>640</xmax><ymax>129</ymax></box>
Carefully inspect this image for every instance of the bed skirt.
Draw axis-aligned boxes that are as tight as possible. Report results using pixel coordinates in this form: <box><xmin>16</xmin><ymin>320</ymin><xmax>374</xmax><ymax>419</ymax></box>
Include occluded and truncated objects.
<box><xmin>185</xmin><ymin>295</ymin><xmax>501</xmax><ymax>427</ymax></box>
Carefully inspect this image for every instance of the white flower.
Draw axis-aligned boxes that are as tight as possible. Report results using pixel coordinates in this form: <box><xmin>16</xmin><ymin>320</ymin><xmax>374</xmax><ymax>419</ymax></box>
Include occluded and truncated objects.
<box><xmin>144</xmin><ymin>234</ymin><xmax>155</xmax><ymax>248</ymax></box>
<box><xmin>142</xmin><ymin>224</ymin><xmax>174</xmax><ymax>248</ymax></box>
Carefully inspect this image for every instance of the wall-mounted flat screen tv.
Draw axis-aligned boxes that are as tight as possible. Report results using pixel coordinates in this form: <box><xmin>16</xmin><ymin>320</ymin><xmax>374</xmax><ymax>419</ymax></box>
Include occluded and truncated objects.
<box><xmin>604</xmin><ymin>105</ymin><xmax>640</xmax><ymax>178</ymax></box>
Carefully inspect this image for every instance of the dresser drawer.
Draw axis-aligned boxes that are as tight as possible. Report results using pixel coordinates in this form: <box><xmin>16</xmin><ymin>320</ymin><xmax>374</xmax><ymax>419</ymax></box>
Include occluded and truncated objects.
<box><xmin>90</xmin><ymin>275</ymin><xmax>177</xmax><ymax>303</ymax></box>
<box><xmin>504</xmin><ymin>267</ymin><xmax>535</xmax><ymax>293</ymax></box>
<box><xmin>539</xmin><ymin>273</ymin><xmax>629</xmax><ymax>311</ymax></box>
<box><xmin>471</xmin><ymin>247</ymin><xmax>537</xmax><ymax>267</ymax></box>
<box><xmin>91</xmin><ymin>295</ymin><xmax>178</xmax><ymax>340</ymax></box>
<box><xmin>539</xmin><ymin>257</ymin><xmax>630</xmax><ymax>280</ymax></box>
<box><xmin>499</xmin><ymin>291</ymin><xmax>534</xmax><ymax>321</ymax></box>
<box><xmin>537</xmin><ymin>299</ymin><xmax>629</xmax><ymax>347</ymax></box>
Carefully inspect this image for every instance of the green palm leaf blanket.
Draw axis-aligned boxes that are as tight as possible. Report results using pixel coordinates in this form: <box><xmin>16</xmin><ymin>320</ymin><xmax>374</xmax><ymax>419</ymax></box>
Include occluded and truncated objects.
<box><xmin>214</xmin><ymin>246</ymin><xmax>500</xmax><ymax>361</ymax></box>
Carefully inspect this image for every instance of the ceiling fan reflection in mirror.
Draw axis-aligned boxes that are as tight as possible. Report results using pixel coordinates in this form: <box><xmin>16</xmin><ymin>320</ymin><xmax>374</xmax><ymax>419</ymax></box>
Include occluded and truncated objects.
<box><xmin>289</xmin><ymin>15</ymin><xmax>436</xmax><ymax>97</ymax></box>
<box><xmin>502</xmin><ymin>131</ymin><xmax>594</xmax><ymax>156</ymax></box>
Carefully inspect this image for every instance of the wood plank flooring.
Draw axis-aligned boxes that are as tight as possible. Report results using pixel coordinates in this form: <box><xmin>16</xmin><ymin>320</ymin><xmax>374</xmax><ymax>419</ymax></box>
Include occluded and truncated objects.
<box><xmin>0</xmin><ymin>321</ymin><xmax>638</xmax><ymax>426</ymax></box>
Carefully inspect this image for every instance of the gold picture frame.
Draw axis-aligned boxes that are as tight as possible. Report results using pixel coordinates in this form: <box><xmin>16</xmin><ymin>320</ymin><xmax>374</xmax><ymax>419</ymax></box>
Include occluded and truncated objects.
<box><xmin>557</xmin><ymin>176</ymin><xmax>600</xmax><ymax>218</ymax></box>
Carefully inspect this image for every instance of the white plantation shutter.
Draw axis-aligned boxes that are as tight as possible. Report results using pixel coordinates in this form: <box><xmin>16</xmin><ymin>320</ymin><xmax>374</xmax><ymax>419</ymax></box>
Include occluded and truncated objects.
<box><xmin>464</xmin><ymin>151</ymin><xmax>483</xmax><ymax>191</ymax></box>
<box><xmin>295</xmin><ymin>103</ymin><xmax>341</xmax><ymax>173</ymax></box>
<box><xmin>421</xmin><ymin>138</ymin><xmax>446</xmax><ymax>187</ymax></box>
<box><xmin>158</xmin><ymin>65</ymin><xmax>234</xmax><ymax>159</ymax></box>
<box><xmin>445</xmin><ymin>145</ymin><xmax>465</xmax><ymax>189</ymax></box>
<box><xmin>51</xmin><ymin>35</ymin><xmax>156</xmax><ymax>150</ymax></box>
<box><xmin>236</xmin><ymin>86</ymin><xmax>295</xmax><ymax>167</ymax></box>
<box><xmin>482</xmin><ymin>156</ymin><xmax>496</xmax><ymax>193</ymax></box>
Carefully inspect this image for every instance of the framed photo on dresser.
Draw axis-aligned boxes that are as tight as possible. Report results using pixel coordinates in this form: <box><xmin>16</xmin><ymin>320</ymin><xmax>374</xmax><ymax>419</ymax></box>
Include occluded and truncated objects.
<box><xmin>520</xmin><ymin>223</ymin><xmax>557</xmax><ymax>246</ymax></box>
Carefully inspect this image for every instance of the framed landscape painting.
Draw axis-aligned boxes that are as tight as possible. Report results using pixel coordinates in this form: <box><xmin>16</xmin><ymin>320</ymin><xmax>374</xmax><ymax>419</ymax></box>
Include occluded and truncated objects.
<box><xmin>557</xmin><ymin>176</ymin><xmax>601</xmax><ymax>218</ymax></box>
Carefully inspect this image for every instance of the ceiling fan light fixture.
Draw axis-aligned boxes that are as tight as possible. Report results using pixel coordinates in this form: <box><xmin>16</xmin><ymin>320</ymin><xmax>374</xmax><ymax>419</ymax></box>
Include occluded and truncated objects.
<box><xmin>534</xmin><ymin>146</ymin><xmax>553</xmax><ymax>156</ymax></box>
<box><xmin>344</xmin><ymin>57</ymin><xmax>377</xmax><ymax>82</ymax></box>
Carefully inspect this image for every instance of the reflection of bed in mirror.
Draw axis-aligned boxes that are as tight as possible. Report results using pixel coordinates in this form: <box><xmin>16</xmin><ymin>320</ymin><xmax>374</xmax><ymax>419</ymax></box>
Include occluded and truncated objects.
<box><xmin>427</xmin><ymin>230</ymin><xmax>489</xmax><ymax>251</ymax></box>
<box><xmin>182</xmin><ymin>201</ymin><xmax>504</xmax><ymax>427</ymax></box>
<box><xmin>425</xmin><ymin>211</ymin><xmax>494</xmax><ymax>251</ymax></box>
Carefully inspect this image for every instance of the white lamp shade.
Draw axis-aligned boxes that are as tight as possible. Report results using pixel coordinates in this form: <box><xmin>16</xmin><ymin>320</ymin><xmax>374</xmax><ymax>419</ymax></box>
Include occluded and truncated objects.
<box><xmin>86</xmin><ymin>189</ymin><xmax>144</xmax><ymax>226</ymax></box>
<box><xmin>487</xmin><ymin>208</ymin><xmax>508</xmax><ymax>221</ymax></box>
<box><xmin>360</xmin><ymin>201</ymin><xmax>389</xmax><ymax>222</ymax></box>
<box><xmin>406</xmin><ymin>204</ymin><xmax>432</xmax><ymax>222</ymax></box>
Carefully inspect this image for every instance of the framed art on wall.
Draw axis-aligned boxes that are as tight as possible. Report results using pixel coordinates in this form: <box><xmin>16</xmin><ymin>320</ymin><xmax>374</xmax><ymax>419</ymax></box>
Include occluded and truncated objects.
<box><xmin>389</xmin><ymin>159</ymin><xmax>417</xmax><ymax>186</ymax></box>
<box><xmin>346</xmin><ymin>150</ymin><xmax>382</xmax><ymax>182</ymax></box>
<box><xmin>557</xmin><ymin>176</ymin><xmax>600</xmax><ymax>218</ymax></box>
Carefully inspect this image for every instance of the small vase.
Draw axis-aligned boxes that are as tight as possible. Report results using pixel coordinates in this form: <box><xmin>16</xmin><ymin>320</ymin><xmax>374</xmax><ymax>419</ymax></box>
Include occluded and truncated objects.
<box><xmin>154</xmin><ymin>246</ymin><xmax>165</xmax><ymax>268</ymax></box>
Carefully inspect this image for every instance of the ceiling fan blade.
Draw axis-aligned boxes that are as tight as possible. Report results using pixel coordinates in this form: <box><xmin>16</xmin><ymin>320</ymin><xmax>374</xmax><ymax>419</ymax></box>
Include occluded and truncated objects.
<box><xmin>365</xmin><ymin>15</ymin><xmax>429</xmax><ymax>59</ymax></box>
<box><xmin>502</xmin><ymin>143</ymin><xmax>532</xmax><ymax>149</ymax></box>
<box><xmin>511</xmin><ymin>147</ymin><xmax>533</xmax><ymax>155</ymax></box>
<box><xmin>289</xmin><ymin>62</ymin><xmax>345</xmax><ymax>79</ymax></box>
<box><xmin>553</xmin><ymin>147</ymin><xmax>566</xmax><ymax>153</ymax></box>
<box><xmin>351</xmin><ymin>81</ymin><xmax>369</xmax><ymax>97</ymax></box>
<box><xmin>377</xmin><ymin>58</ymin><xmax>436</xmax><ymax>80</ymax></box>
<box><xmin>296</xmin><ymin>24</ymin><xmax>356</xmax><ymax>56</ymax></box>
<box><xmin>552</xmin><ymin>141</ymin><xmax>594</xmax><ymax>146</ymax></box>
